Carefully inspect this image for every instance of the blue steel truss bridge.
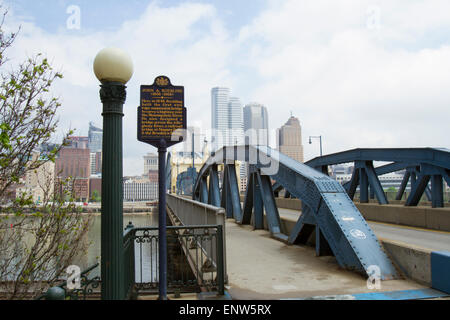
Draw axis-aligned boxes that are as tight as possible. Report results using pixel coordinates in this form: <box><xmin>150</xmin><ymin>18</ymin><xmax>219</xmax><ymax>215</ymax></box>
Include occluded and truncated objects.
<box><xmin>164</xmin><ymin>145</ymin><xmax>450</xmax><ymax>299</ymax></box>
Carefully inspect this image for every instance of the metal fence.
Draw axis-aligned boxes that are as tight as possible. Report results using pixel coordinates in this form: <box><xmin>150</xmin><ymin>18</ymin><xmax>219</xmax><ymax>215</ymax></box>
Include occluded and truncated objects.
<box><xmin>166</xmin><ymin>193</ymin><xmax>227</xmax><ymax>281</ymax></box>
<box><xmin>123</xmin><ymin>224</ymin><xmax>225</xmax><ymax>297</ymax></box>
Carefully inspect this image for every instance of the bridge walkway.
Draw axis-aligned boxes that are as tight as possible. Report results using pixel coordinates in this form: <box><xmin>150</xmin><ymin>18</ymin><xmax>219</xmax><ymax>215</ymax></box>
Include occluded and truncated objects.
<box><xmin>224</xmin><ymin>218</ymin><xmax>429</xmax><ymax>300</ymax></box>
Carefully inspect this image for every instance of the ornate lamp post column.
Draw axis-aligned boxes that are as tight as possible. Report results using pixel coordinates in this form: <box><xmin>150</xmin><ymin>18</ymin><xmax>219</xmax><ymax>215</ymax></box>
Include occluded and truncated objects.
<box><xmin>93</xmin><ymin>47</ymin><xmax>133</xmax><ymax>300</ymax></box>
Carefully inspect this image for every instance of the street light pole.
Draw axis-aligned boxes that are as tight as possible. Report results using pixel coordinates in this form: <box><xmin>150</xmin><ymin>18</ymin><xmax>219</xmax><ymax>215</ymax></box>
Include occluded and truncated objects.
<box><xmin>192</xmin><ymin>131</ymin><xmax>195</xmax><ymax>192</ymax></box>
<box><xmin>309</xmin><ymin>135</ymin><xmax>323</xmax><ymax>157</ymax></box>
<box><xmin>157</xmin><ymin>139</ymin><xmax>168</xmax><ymax>300</ymax></box>
<box><xmin>190</xmin><ymin>132</ymin><xmax>207</xmax><ymax>193</ymax></box>
<box><xmin>94</xmin><ymin>47</ymin><xmax>133</xmax><ymax>300</ymax></box>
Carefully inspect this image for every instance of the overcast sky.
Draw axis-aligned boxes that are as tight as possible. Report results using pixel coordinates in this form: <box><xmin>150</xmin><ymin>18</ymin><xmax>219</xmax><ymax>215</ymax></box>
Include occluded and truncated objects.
<box><xmin>2</xmin><ymin>0</ymin><xmax>450</xmax><ymax>176</ymax></box>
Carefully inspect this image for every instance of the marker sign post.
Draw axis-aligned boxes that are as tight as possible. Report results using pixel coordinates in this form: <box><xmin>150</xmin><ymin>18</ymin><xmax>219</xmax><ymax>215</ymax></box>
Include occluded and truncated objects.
<box><xmin>137</xmin><ymin>76</ymin><xmax>186</xmax><ymax>300</ymax></box>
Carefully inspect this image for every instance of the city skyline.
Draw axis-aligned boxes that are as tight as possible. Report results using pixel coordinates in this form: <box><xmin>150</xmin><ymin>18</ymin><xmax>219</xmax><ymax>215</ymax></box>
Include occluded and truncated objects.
<box><xmin>211</xmin><ymin>87</ymin><xmax>244</xmax><ymax>151</ymax></box>
<box><xmin>277</xmin><ymin>115</ymin><xmax>305</xmax><ymax>163</ymax></box>
<box><xmin>243</xmin><ymin>102</ymin><xmax>269</xmax><ymax>146</ymax></box>
<box><xmin>3</xmin><ymin>1</ymin><xmax>450</xmax><ymax>176</ymax></box>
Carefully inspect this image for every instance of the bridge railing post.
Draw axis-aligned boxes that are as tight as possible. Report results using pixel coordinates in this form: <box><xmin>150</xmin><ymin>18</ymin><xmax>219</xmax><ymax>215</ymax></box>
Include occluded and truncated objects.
<box><xmin>216</xmin><ymin>224</ymin><xmax>225</xmax><ymax>296</ymax></box>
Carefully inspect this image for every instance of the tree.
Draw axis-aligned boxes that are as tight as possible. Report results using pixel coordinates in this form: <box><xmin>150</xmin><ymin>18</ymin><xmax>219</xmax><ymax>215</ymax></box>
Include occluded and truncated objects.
<box><xmin>0</xmin><ymin>11</ymin><xmax>64</xmax><ymax>198</ymax></box>
<box><xmin>0</xmin><ymin>7</ymin><xmax>93</xmax><ymax>299</ymax></box>
<box><xmin>90</xmin><ymin>189</ymin><xmax>101</xmax><ymax>203</ymax></box>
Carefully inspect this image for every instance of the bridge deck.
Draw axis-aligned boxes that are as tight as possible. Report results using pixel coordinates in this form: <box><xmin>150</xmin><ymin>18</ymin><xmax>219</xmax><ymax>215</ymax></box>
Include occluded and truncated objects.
<box><xmin>225</xmin><ymin>219</ymin><xmax>428</xmax><ymax>300</ymax></box>
<box><xmin>279</xmin><ymin>208</ymin><xmax>450</xmax><ymax>252</ymax></box>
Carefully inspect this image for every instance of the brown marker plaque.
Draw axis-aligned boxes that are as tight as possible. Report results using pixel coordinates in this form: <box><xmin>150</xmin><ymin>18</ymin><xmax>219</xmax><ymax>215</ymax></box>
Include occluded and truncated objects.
<box><xmin>138</xmin><ymin>76</ymin><xmax>187</xmax><ymax>147</ymax></box>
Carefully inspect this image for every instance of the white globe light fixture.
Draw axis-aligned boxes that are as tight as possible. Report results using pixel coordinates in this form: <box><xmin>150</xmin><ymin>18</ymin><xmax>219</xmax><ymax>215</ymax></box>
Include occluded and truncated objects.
<box><xmin>93</xmin><ymin>47</ymin><xmax>134</xmax><ymax>84</ymax></box>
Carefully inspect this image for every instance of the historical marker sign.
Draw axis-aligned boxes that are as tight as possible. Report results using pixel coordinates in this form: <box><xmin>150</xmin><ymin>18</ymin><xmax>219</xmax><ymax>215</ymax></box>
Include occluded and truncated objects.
<box><xmin>137</xmin><ymin>75</ymin><xmax>187</xmax><ymax>299</ymax></box>
<box><xmin>138</xmin><ymin>75</ymin><xmax>187</xmax><ymax>148</ymax></box>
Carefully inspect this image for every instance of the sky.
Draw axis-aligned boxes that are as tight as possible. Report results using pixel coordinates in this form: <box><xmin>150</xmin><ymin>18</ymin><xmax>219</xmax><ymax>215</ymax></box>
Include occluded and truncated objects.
<box><xmin>2</xmin><ymin>0</ymin><xmax>450</xmax><ymax>176</ymax></box>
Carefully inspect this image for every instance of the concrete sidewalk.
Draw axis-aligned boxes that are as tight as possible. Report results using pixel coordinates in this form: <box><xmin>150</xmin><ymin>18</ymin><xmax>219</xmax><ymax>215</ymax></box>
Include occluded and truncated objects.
<box><xmin>225</xmin><ymin>220</ymin><xmax>428</xmax><ymax>300</ymax></box>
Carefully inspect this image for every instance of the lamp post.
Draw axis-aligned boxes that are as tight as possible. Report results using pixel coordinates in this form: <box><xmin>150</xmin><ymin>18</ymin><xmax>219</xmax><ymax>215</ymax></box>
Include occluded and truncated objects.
<box><xmin>309</xmin><ymin>135</ymin><xmax>323</xmax><ymax>157</ymax></box>
<box><xmin>190</xmin><ymin>132</ymin><xmax>207</xmax><ymax>192</ymax></box>
<box><xmin>94</xmin><ymin>47</ymin><xmax>133</xmax><ymax>300</ymax></box>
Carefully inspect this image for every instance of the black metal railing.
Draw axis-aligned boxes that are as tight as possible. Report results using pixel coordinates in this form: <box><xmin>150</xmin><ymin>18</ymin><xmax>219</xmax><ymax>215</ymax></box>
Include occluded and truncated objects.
<box><xmin>123</xmin><ymin>224</ymin><xmax>225</xmax><ymax>297</ymax></box>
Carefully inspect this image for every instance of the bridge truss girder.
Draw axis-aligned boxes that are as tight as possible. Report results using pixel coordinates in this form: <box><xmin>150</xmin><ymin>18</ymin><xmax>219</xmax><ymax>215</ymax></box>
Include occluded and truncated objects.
<box><xmin>192</xmin><ymin>146</ymin><xmax>399</xmax><ymax>280</ymax></box>
<box><xmin>307</xmin><ymin>148</ymin><xmax>450</xmax><ymax>208</ymax></box>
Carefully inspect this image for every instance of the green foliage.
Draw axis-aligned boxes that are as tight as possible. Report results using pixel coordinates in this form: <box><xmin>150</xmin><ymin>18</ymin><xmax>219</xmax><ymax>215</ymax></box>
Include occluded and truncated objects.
<box><xmin>0</xmin><ymin>8</ymin><xmax>93</xmax><ymax>300</ymax></box>
<box><xmin>90</xmin><ymin>190</ymin><xmax>101</xmax><ymax>203</ymax></box>
<box><xmin>0</xmin><ymin>14</ymin><xmax>68</xmax><ymax>200</ymax></box>
<box><xmin>0</xmin><ymin>176</ymin><xmax>94</xmax><ymax>299</ymax></box>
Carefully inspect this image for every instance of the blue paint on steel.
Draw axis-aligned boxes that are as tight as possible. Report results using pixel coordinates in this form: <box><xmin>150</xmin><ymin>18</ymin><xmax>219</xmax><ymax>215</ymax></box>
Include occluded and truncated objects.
<box><xmin>289</xmin><ymin>288</ymin><xmax>449</xmax><ymax>300</ymax></box>
<box><xmin>220</xmin><ymin>165</ymin><xmax>233</xmax><ymax>219</ymax></box>
<box><xmin>199</xmin><ymin>176</ymin><xmax>208</xmax><ymax>203</ymax></box>
<box><xmin>424</xmin><ymin>186</ymin><xmax>432</xmax><ymax>201</ymax></box>
<box><xmin>431</xmin><ymin>175</ymin><xmax>444</xmax><ymax>208</ymax></box>
<box><xmin>252</xmin><ymin>173</ymin><xmax>264</xmax><ymax>229</ymax></box>
<box><xmin>358</xmin><ymin>166</ymin><xmax>369</xmax><ymax>203</ymax></box>
<box><xmin>346</xmin><ymin>168</ymin><xmax>359</xmax><ymax>200</ymax></box>
<box><xmin>227</xmin><ymin>164</ymin><xmax>243</xmax><ymax>222</ymax></box>
<box><xmin>306</xmin><ymin>148</ymin><xmax>450</xmax><ymax>208</ymax></box>
<box><xmin>193</xmin><ymin>145</ymin><xmax>399</xmax><ymax>280</ymax></box>
<box><xmin>208</xmin><ymin>165</ymin><xmax>221</xmax><ymax>207</ymax></box>
<box><xmin>272</xmin><ymin>181</ymin><xmax>283</xmax><ymax>196</ymax></box>
<box><xmin>166</xmin><ymin>152</ymin><xmax>172</xmax><ymax>192</ymax></box>
<box><xmin>242</xmin><ymin>172</ymin><xmax>254</xmax><ymax>225</ymax></box>
<box><xmin>315</xmin><ymin>225</ymin><xmax>332</xmax><ymax>256</ymax></box>
<box><xmin>288</xmin><ymin>207</ymin><xmax>316</xmax><ymax>244</ymax></box>
<box><xmin>352</xmin><ymin>288</ymin><xmax>449</xmax><ymax>300</ymax></box>
<box><xmin>406</xmin><ymin>174</ymin><xmax>430</xmax><ymax>206</ymax></box>
<box><xmin>363</xmin><ymin>161</ymin><xmax>388</xmax><ymax>204</ymax></box>
<box><xmin>306</xmin><ymin>148</ymin><xmax>450</xmax><ymax>170</ymax></box>
<box><xmin>443</xmin><ymin>171</ymin><xmax>450</xmax><ymax>188</ymax></box>
<box><xmin>396</xmin><ymin>171</ymin><xmax>410</xmax><ymax>200</ymax></box>
<box><xmin>256</xmin><ymin>172</ymin><xmax>282</xmax><ymax>235</ymax></box>
<box><xmin>431</xmin><ymin>251</ymin><xmax>450</xmax><ymax>294</ymax></box>
<box><xmin>176</xmin><ymin>168</ymin><xmax>197</xmax><ymax>195</ymax></box>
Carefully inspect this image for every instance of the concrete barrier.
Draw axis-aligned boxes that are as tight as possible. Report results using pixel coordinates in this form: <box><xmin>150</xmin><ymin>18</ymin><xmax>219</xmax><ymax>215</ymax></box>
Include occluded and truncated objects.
<box><xmin>275</xmin><ymin>198</ymin><xmax>302</xmax><ymax>211</ymax></box>
<box><xmin>380</xmin><ymin>239</ymin><xmax>432</xmax><ymax>285</ymax></box>
<box><xmin>270</xmin><ymin>197</ymin><xmax>450</xmax><ymax>232</ymax></box>
<box><xmin>355</xmin><ymin>203</ymin><xmax>450</xmax><ymax>232</ymax></box>
<box><xmin>381</xmin><ymin>240</ymin><xmax>450</xmax><ymax>293</ymax></box>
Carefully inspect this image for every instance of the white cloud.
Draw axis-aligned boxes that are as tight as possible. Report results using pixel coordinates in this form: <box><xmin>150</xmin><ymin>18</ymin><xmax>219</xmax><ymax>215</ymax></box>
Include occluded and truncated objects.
<box><xmin>238</xmin><ymin>0</ymin><xmax>450</xmax><ymax>160</ymax></box>
<box><xmin>3</xmin><ymin>1</ymin><xmax>233</xmax><ymax>175</ymax></box>
<box><xmin>2</xmin><ymin>0</ymin><xmax>450</xmax><ymax>175</ymax></box>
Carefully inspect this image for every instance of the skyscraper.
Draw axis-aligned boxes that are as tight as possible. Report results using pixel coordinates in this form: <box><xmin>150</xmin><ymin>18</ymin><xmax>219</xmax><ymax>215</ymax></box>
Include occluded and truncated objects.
<box><xmin>88</xmin><ymin>122</ymin><xmax>103</xmax><ymax>175</ymax></box>
<box><xmin>144</xmin><ymin>153</ymin><xmax>159</xmax><ymax>182</ymax></box>
<box><xmin>243</xmin><ymin>103</ymin><xmax>269</xmax><ymax>146</ymax></box>
<box><xmin>88</xmin><ymin>122</ymin><xmax>103</xmax><ymax>153</ymax></box>
<box><xmin>211</xmin><ymin>87</ymin><xmax>243</xmax><ymax>151</ymax></box>
<box><xmin>65</xmin><ymin>136</ymin><xmax>89</xmax><ymax>149</ymax></box>
<box><xmin>277</xmin><ymin>115</ymin><xmax>304</xmax><ymax>163</ymax></box>
<box><xmin>55</xmin><ymin>145</ymin><xmax>91</xmax><ymax>201</ymax></box>
<box><xmin>227</xmin><ymin>97</ymin><xmax>244</xmax><ymax>146</ymax></box>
